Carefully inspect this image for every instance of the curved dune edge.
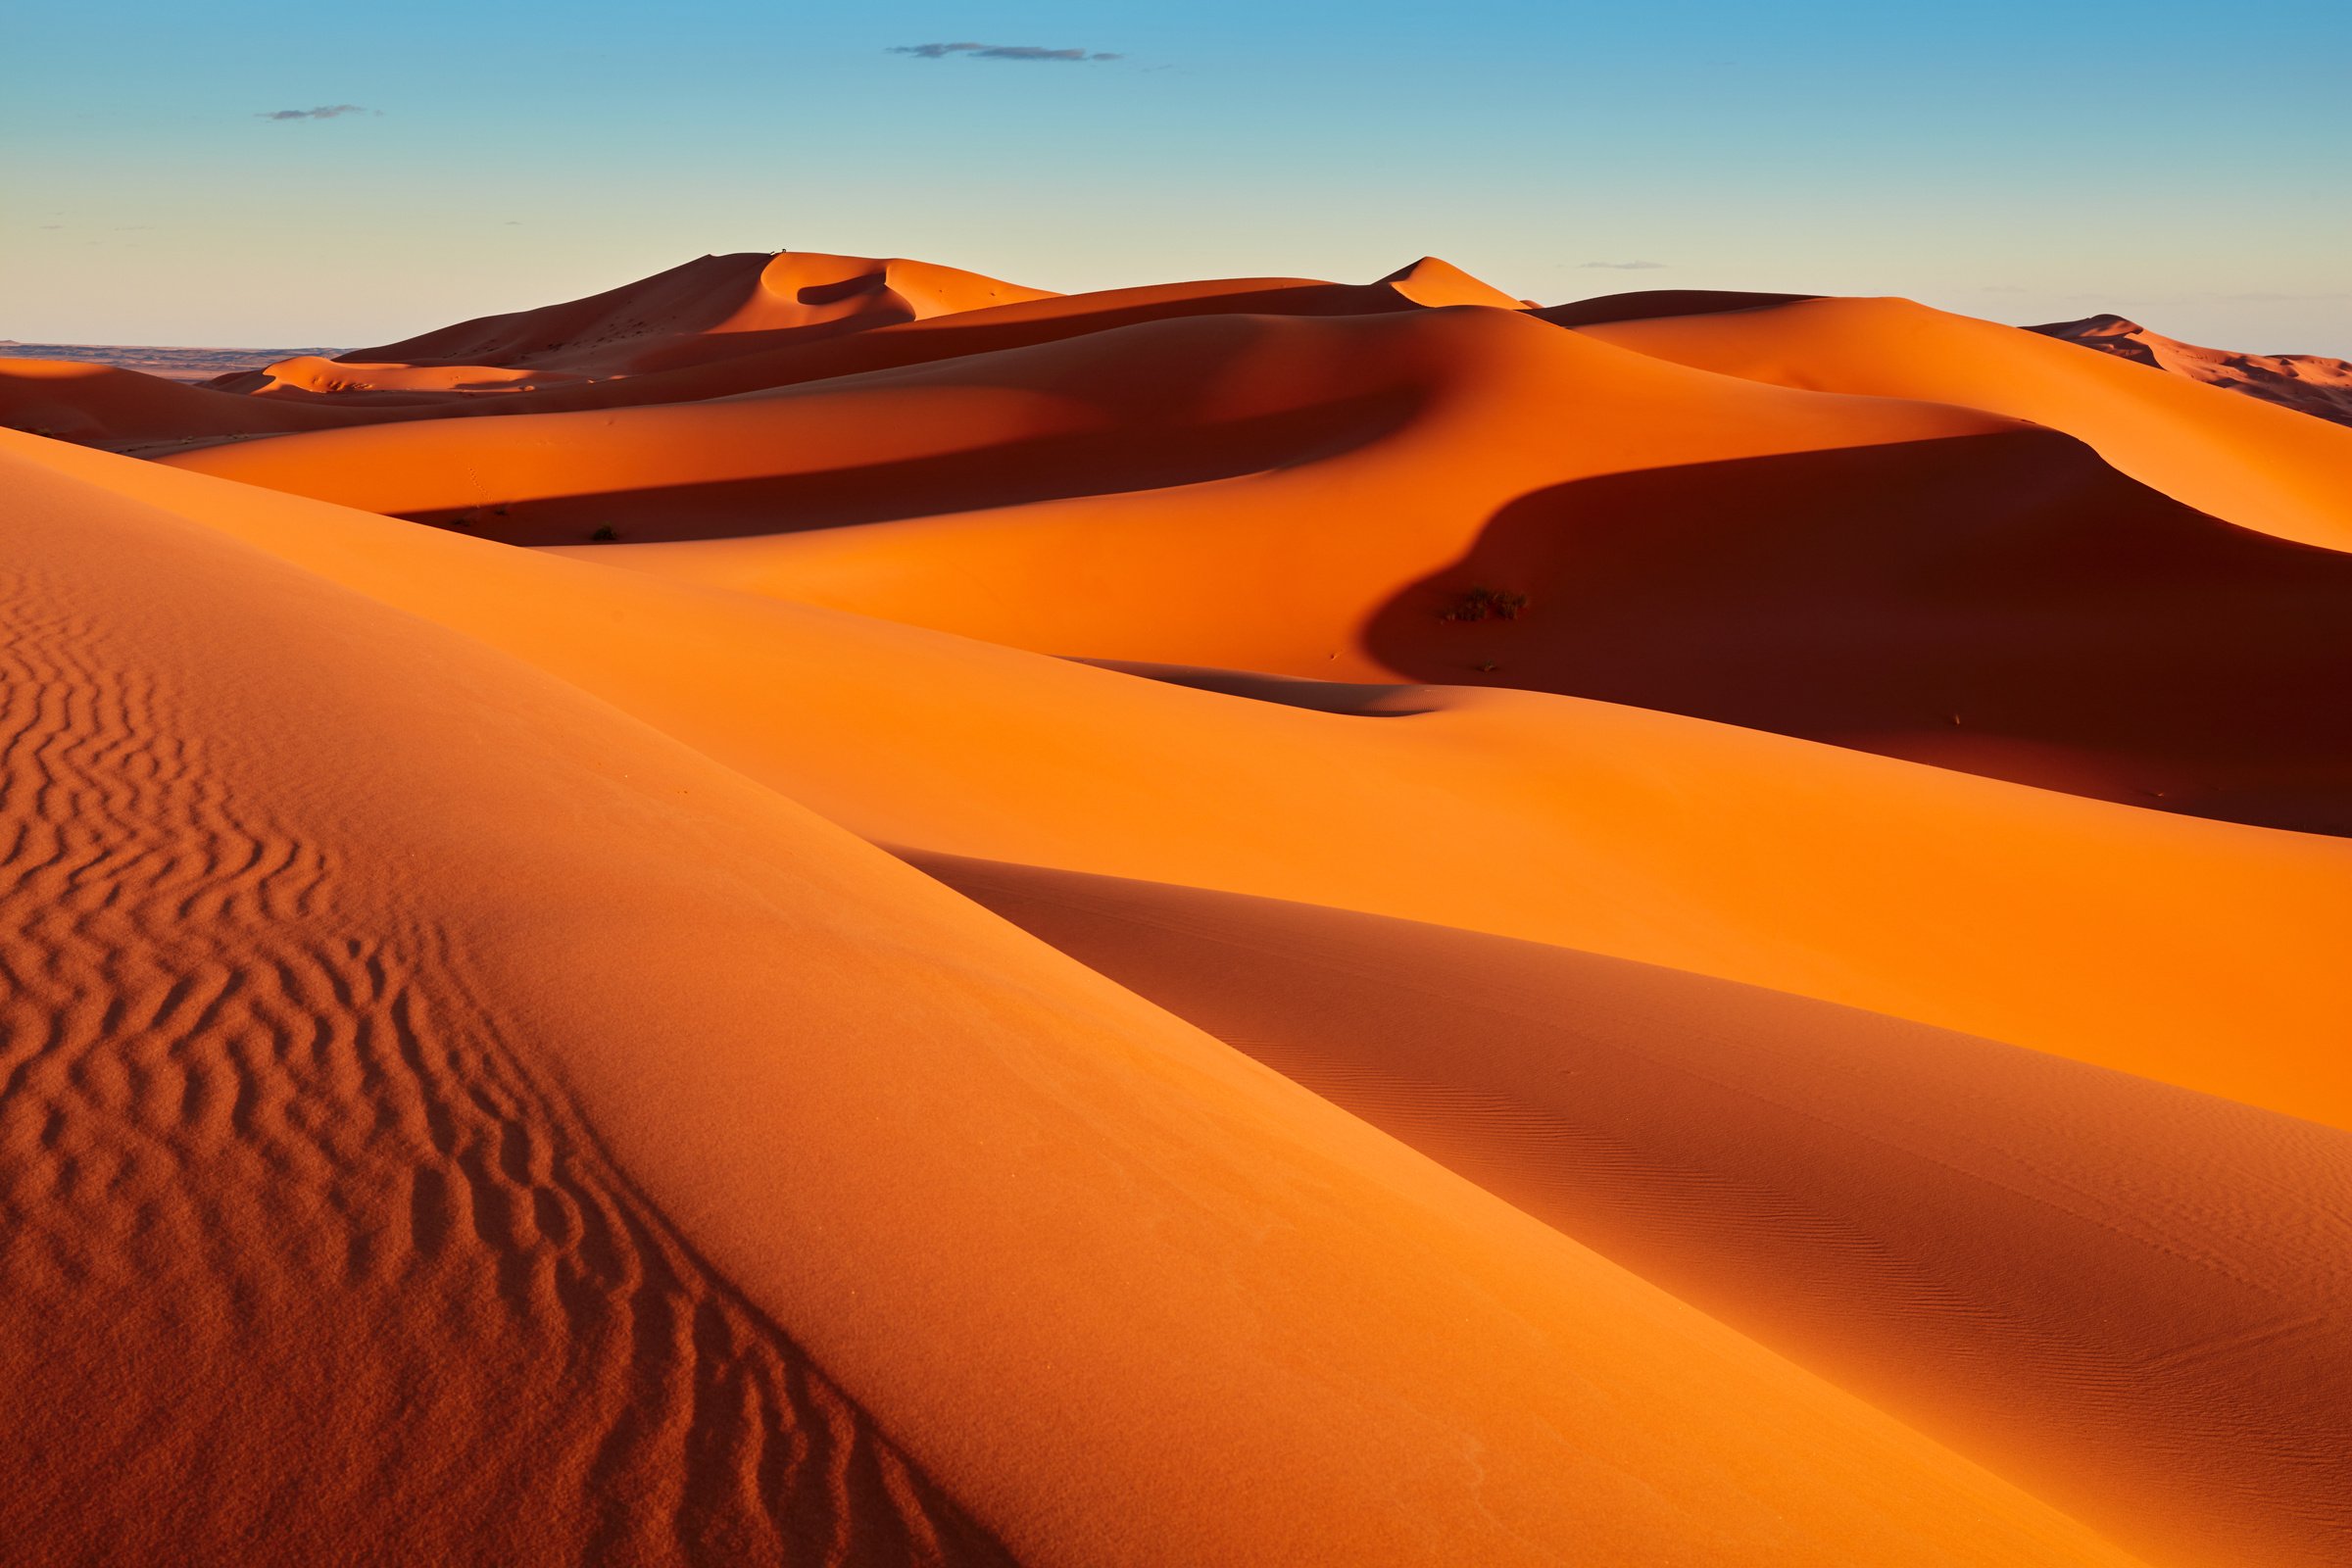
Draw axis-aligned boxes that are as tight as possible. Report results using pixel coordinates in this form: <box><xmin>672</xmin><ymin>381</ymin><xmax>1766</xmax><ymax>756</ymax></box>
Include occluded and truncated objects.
<box><xmin>155</xmin><ymin>306</ymin><xmax>2012</xmax><ymax>542</ymax></box>
<box><xmin>0</xmin><ymin>356</ymin><xmax>362</xmax><ymax>448</ymax></box>
<box><xmin>919</xmin><ymin>854</ymin><xmax>2352</xmax><ymax>1568</ymax></box>
<box><xmin>2028</xmin><ymin>314</ymin><xmax>2352</xmax><ymax>429</ymax></box>
<box><xmin>0</xmin><ymin>259</ymin><xmax>1478</xmax><ymax>453</ymax></box>
<box><xmin>25</xmin><ymin>435</ymin><xmax>2352</xmax><ymax>1131</ymax></box>
<box><xmin>330</xmin><ymin>250</ymin><xmax>1059</xmax><ymax>382</ymax></box>
<box><xmin>0</xmin><ymin>439</ymin><xmax>1019</xmax><ymax>1567</ymax></box>
<box><xmin>1</xmin><ymin>427</ymin><xmax>2157</xmax><ymax>1565</ymax></box>
<box><xmin>159</xmin><ymin>304</ymin><xmax>2352</xmax><ymax>835</ymax></box>
<box><xmin>1573</xmin><ymin>295</ymin><xmax>2352</xmax><ymax>553</ymax></box>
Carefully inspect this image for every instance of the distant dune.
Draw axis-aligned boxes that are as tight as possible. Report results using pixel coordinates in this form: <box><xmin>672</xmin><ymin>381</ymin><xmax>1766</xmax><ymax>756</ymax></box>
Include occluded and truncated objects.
<box><xmin>2030</xmin><ymin>314</ymin><xmax>2352</xmax><ymax>428</ymax></box>
<box><xmin>0</xmin><ymin>340</ymin><xmax>341</xmax><ymax>382</ymax></box>
<box><xmin>3</xmin><ymin>246</ymin><xmax>2346</xmax><ymax>1566</ymax></box>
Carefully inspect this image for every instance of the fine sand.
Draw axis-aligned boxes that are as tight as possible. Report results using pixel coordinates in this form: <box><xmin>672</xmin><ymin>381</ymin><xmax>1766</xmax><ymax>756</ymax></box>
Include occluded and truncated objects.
<box><xmin>3</xmin><ymin>249</ymin><xmax>2345</xmax><ymax>1566</ymax></box>
<box><xmin>2030</xmin><ymin>314</ymin><xmax>2352</xmax><ymax>429</ymax></box>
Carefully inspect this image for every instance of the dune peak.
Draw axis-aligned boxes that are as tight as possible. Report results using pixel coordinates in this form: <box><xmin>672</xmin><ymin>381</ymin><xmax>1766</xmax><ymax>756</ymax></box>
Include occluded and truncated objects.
<box><xmin>1378</xmin><ymin>255</ymin><xmax>1527</xmax><ymax>309</ymax></box>
<box><xmin>2029</xmin><ymin>312</ymin><xmax>2352</xmax><ymax>427</ymax></box>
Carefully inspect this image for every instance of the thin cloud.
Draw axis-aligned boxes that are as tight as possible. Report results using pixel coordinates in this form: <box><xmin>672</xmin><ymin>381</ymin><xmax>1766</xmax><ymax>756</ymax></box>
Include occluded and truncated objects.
<box><xmin>888</xmin><ymin>42</ymin><xmax>1120</xmax><ymax>62</ymax></box>
<box><xmin>257</xmin><ymin>104</ymin><xmax>370</xmax><ymax>121</ymax></box>
<box><xmin>1576</xmin><ymin>260</ymin><xmax>1667</xmax><ymax>270</ymax></box>
<box><xmin>1979</xmin><ymin>284</ymin><xmax>2029</xmax><ymax>294</ymax></box>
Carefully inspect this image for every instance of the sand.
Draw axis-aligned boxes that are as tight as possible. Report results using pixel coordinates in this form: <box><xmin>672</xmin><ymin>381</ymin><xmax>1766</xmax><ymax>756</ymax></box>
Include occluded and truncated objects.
<box><xmin>158</xmin><ymin>302</ymin><xmax>2352</xmax><ymax>833</ymax></box>
<box><xmin>1573</xmin><ymin>294</ymin><xmax>2352</xmax><ymax>552</ymax></box>
<box><xmin>2030</xmin><ymin>314</ymin><xmax>2352</xmax><ymax>429</ymax></box>
<box><xmin>921</xmin><ymin>858</ymin><xmax>2352</xmax><ymax>1568</ymax></box>
<box><xmin>4</xmin><ymin>247</ymin><xmax>2345</xmax><ymax>1565</ymax></box>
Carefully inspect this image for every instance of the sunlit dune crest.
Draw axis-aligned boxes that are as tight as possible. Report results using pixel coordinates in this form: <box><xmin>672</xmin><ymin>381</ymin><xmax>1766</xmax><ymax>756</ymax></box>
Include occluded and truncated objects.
<box><xmin>2030</xmin><ymin>313</ymin><xmax>2352</xmax><ymax>429</ymax></box>
<box><xmin>3</xmin><ymin>244</ymin><xmax>2346</xmax><ymax>1567</ymax></box>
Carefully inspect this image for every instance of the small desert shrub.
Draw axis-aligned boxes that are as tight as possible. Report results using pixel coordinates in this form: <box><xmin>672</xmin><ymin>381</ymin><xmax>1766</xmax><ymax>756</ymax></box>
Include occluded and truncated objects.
<box><xmin>1441</xmin><ymin>585</ymin><xmax>1530</xmax><ymax>622</ymax></box>
<box><xmin>590</xmin><ymin>525</ymin><xmax>618</xmax><ymax>542</ymax></box>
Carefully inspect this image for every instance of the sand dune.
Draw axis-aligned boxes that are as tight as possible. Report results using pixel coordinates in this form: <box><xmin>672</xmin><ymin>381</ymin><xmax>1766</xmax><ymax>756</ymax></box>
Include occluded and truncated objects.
<box><xmin>2031</xmin><ymin>314</ymin><xmax>2352</xmax><ymax>428</ymax></box>
<box><xmin>3</xmin><ymin>257</ymin><xmax>1501</xmax><ymax>449</ymax></box>
<box><xmin>0</xmin><ymin>357</ymin><xmax>360</xmax><ymax>449</ymax></box>
<box><xmin>8</xmin><ymin>240</ymin><xmax>2348</xmax><ymax>1564</ymax></box>
<box><xmin>1533</xmin><ymin>286</ymin><xmax>1816</xmax><ymax>327</ymax></box>
<box><xmin>0</xmin><ymin>341</ymin><xmax>339</xmax><ymax>382</ymax></box>
<box><xmin>1</xmin><ymin>427</ymin><xmax>2154</xmax><ymax>1565</ymax></box>
<box><xmin>163</xmin><ymin>301</ymin><xmax>2352</xmax><ymax>831</ymax></box>
<box><xmin>34</xmin><ymin>436</ymin><xmax>2352</xmax><ymax>1131</ymax></box>
<box><xmin>335</xmin><ymin>250</ymin><xmax>1056</xmax><ymax>377</ymax></box>
<box><xmin>921</xmin><ymin>858</ymin><xmax>2352</xmax><ymax>1568</ymax></box>
<box><xmin>196</xmin><ymin>253</ymin><xmax>1056</xmax><ymax>406</ymax></box>
<box><xmin>1378</xmin><ymin>255</ymin><xmax>1532</xmax><ymax>309</ymax></box>
<box><xmin>1574</xmin><ymin>295</ymin><xmax>2352</xmax><ymax>552</ymax></box>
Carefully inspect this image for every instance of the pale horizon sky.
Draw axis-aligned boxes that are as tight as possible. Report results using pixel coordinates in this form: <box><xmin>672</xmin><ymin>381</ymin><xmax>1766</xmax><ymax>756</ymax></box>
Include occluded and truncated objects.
<box><xmin>6</xmin><ymin>1</ymin><xmax>2350</xmax><ymax>354</ymax></box>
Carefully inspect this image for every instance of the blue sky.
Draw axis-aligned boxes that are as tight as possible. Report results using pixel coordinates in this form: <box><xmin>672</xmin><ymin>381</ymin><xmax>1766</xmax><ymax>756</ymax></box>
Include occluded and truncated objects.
<box><xmin>6</xmin><ymin>1</ymin><xmax>2349</xmax><ymax>351</ymax></box>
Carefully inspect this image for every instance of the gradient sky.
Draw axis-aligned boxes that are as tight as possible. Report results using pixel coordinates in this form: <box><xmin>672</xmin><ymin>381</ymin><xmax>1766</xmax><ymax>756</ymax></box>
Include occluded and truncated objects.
<box><xmin>7</xmin><ymin>1</ymin><xmax>2349</xmax><ymax>352</ymax></box>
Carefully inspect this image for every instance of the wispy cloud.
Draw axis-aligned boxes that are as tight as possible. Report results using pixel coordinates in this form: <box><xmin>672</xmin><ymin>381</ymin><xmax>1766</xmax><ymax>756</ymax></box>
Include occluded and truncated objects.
<box><xmin>888</xmin><ymin>42</ymin><xmax>1120</xmax><ymax>62</ymax></box>
<box><xmin>257</xmin><ymin>104</ymin><xmax>370</xmax><ymax>121</ymax></box>
<box><xmin>1576</xmin><ymin>259</ymin><xmax>1667</xmax><ymax>270</ymax></box>
<box><xmin>1979</xmin><ymin>284</ymin><xmax>2029</xmax><ymax>294</ymax></box>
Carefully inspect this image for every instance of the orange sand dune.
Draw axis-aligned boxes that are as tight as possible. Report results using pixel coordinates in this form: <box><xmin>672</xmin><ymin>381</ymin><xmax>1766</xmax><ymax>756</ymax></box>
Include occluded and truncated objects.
<box><xmin>202</xmin><ymin>252</ymin><xmax>1055</xmax><ymax>405</ymax></box>
<box><xmin>0</xmin><ymin>340</ymin><xmax>338</xmax><ymax>381</ymax></box>
<box><xmin>0</xmin><ymin>357</ymin><xmax>359</xmax><ymax>449</ymax></box>
<box><xmin>13</xmin><ymin>238</ymin><xmax>2351</xmax><ymax>1564</ymax></box>
<box><xmin>165</xmin><ymin>302</ymin><xmax>2352</xmax><ymax>830</ymax></box>
<box><xmin>1</xmin><ymin>428</ymin><xmax>2151</xmax><ymax>1566</ymax></box>
<box><xmin>1378</xmin><ymin>255</ymin><xmax>1531</xmax><ymax>308</ymax></box>
<box><xmin>37</xmin><ymin>434</ymin><xmax>2352</xmax><ymax>1130</ymax></box>
<box><xmin>10</xmin><ymin>259</ymin><xmax>1522</xmax><ymax>450</ymax></box>
<box><xmin>212</xmin><ymin>351</ymin><xmax>597</xmax><ymax>401</ymax></box>
<box><xmin>2030</xmin><ymin>314</ymin><xmax>2352</xmax><ymax>428</ymax></box>
<box><xmin>1533</xmin><ymin>286</ymin><xmax>1816</xmax><ymax>327</ymax></box>
<box><xmin>924</xmin><ymin>858</ymin><xmax>2352</xmax><ymax>1568</ymax></box>
<box><xmin>323</xmin><ymin>258</ymin><xmax>1494</xmax><ymax>419</ymax></box>
<box><xmin>337</xmin><ymin>249</ymin><xmax>1057</xmax><ymax>378</ymax></box>
<box><xmin>160</xmin><ymin>309</ymin><xmax>1493</xmax><ymax>541</ymax></box>
<box><xmin>1573</xmin><ymin>295</ymin><xmax>2352</xmax><ymax>551</ymax></box>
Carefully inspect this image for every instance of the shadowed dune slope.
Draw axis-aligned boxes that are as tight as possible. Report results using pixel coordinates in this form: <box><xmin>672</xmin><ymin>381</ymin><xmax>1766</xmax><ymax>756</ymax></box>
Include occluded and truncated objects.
<box><xmin>1378</xmin><ymin>255</ymin><xmax>1531</xmax><ymax>308</ymax></box>
<box><xmin>0</xmin><ymin>358</ymin><xmax>359</xmax><ymax>449</ymax></box>
<box><xmin>0</xmin><ymin>342</ymin><xmax>338</xmax><ymax>381</ymax></box>
<box><xmin>203</xmin><ymin>252</ymin><xmax>1055</xmax><ymax>406</ymax></box>
<box><xmin>1574</xmin><ymin>295</ymin><xmax>2352</xmax><ymax>552</ymax></box>
<box><xmin>1533</xmin><ymin>287</ymin><xmax>1816</xmax><ymax>328</ymax></box>
<box><xmin>27</xmin><ymin>436</ymin><xmax>2352</xmax><ymax>1131</ymax></box>
<box><xmin>170</xmin><ymin>303</ymin><xmax>2351</xmax><ymax>830</ymax></box>
<box><xmin>212</xmin><ymin>351</ymin><xmax>599</xmax><ymax>401</ymax></box>
<box><xmin>6</xmin><ymin>264</ymin><xmax>1491</xmax><ymax>451</ymax></box>
<box><xmin>0</xmin><ymin>430</ymin><xmax>2154</xmax><ymax>1567</ymax></box>
<box><xmin>160</xmin><ymin>310</ymin><xmax>1479</xmax><ymax>544</ymax></box>
<box><xmin>922</xmin><ymin>856</ymin><xmax>2352</xmax><ymax>1568</ymax></box>
<box><xmin>162</xmin><ymin>306</ymin><xmax>1997</xmax><ymax>545</ymax></box>
<box><xmin>335</xmin><ymin>250</ymin><xmax>1057</xmax><ymax>378</ymax></box>
<box><xmin>2030</xmin><ymin>315</ymin><xmax>2352</xmax><ymax>429</ymax></box>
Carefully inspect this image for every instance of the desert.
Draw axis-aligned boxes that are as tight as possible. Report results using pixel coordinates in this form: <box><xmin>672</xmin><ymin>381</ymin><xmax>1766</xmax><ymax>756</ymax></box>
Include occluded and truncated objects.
<box><xmin>8</xmin><ymin>8</ymin><xmax>2352</xmax><ymax>1559</ymax></box>
<box><xmin>7</xmin><ymin>236</ymin><xmax>2349</xmax><ymax>1565</ymax></box>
